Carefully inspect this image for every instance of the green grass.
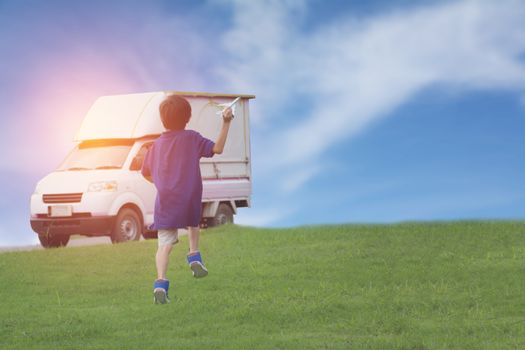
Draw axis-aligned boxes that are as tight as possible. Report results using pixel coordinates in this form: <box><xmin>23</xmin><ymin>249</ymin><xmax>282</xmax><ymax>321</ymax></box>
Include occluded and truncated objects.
<box><xmin>1</xmin><ymin>221</ymin><xmax>525</xmax><ymax>349</ymax></box>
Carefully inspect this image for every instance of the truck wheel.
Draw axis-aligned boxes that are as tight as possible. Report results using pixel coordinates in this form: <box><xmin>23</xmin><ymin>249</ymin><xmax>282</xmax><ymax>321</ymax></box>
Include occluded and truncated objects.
<box><xmin>212</xmin><ymin>203</ymin><xmax>234</xmax><ymax>226</ymax></box>
<box><xmin>111</xmin><ymin>208</ymin><xmax>141</xmax><ymax>244</ymax></box>
<box><xmin>38</xmin><ymin>234</ymin><xmax>70</xmax><ymax>248</ymax></box>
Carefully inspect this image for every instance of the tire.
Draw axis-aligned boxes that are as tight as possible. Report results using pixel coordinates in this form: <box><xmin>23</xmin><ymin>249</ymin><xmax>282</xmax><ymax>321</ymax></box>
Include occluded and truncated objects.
<box><xmin>38</xmin><ymin>234</ymin><xmax>70</xmax><ymax>248</ymax></box>
<box><xmin>111</xmin><ymin>208</ymin><xmax>142</xmax><ymax>244</ymax></box>
<box><xmin>212</xmin><ymin>203</ymin><xmax>234</xmax><ymax>227</ymax></box>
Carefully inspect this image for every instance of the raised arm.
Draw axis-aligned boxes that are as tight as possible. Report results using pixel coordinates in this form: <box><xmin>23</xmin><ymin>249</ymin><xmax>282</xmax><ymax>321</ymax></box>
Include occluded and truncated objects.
<box><xmin>212</xmin><ymin>107</ymin><xmax>233</xmax><ymax>154</ymax></box>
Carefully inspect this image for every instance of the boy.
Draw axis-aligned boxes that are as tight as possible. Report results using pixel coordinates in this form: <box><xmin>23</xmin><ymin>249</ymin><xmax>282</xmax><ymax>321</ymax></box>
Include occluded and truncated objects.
<box><xmin>141</xmin><ymin>94</ymin><xmax>233</xmax><ymax>304</ymax></box>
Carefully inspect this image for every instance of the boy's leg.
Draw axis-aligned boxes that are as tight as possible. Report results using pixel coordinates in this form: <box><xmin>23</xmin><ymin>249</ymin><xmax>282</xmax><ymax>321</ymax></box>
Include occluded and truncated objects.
<box><xmin>156</xmin><ymin>244</ymin><xmax>173</xmax><ymax>280</ymax></box>
<box><xmin>153</xmin><ymin>229</ymin><xmax>179</xmax><ymax>304</ymax></box>
<box><xmin>187</xmin><ymin>226</ymin><xmax>200</xmax><ymax>254</ymax></box>
<box><xmin>187</xmin><ymin>226</ymin><xmax>208</xmax><ymax>278</ymax></box>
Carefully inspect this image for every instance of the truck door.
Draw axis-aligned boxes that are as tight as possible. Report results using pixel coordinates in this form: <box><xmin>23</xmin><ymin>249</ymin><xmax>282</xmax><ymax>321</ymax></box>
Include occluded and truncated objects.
<box><xmin>130</xmin><ymin>142</ymin><xmax>156</xmax><ymax>226</ymax></box>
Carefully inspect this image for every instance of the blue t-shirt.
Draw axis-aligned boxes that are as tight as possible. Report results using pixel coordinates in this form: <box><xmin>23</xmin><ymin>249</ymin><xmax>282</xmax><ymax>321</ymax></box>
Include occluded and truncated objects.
<box><xmin>141</xmin><ymin>129</ymin><xmax>215</xmax><ymax>229</ymax></box>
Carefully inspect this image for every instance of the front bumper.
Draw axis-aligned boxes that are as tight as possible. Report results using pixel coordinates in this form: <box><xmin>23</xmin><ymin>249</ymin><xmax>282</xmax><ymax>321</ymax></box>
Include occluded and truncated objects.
<box><xmin>30</xmin><ymin>215</ymin><xmax>116</xmax><ymax>236</ymax></box>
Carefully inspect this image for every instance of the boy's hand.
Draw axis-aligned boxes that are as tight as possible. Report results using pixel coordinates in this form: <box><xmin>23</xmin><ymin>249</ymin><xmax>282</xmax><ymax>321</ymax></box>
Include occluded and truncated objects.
<box><xmin>222</xmin><ymin>107</ymin><xmax>233</xmax><ymax>123</ymax></box>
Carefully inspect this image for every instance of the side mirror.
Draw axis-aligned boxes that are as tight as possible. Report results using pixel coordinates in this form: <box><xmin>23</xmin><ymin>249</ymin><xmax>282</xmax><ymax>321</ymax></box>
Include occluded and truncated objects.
<box><xmin>130</xmin><ymin>156</ymin><xmax>142</xmax><ymax>171</ymax></box>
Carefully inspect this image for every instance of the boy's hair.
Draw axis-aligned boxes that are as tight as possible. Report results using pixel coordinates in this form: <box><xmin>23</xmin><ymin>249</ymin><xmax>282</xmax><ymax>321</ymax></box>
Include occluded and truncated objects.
<box><xmin>159</xmin><ymin>95</ymin><xmax>191</xmax><ymax>130</ymax></box>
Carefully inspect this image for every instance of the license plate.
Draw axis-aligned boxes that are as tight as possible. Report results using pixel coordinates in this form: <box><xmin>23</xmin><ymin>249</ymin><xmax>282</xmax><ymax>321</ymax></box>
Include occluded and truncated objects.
<box><xmin>49</xmin><ymin>205</ymin><xmax>73</xmax><ymax>217</ymax></box>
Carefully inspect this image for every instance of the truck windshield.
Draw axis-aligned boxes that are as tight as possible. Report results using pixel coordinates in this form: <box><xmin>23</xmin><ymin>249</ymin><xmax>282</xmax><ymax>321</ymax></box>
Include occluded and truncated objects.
<box><xmin>57</xmin><ymin>141</ymin><xmax>133</xmax><ymax>171</ymax></box>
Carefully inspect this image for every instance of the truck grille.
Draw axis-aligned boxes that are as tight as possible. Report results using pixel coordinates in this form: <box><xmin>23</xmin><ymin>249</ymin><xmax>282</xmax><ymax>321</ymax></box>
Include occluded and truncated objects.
<box><xmin>43</xmin><ymin>193</ymin><xmax>83</xmax><ymax>203</ymax></box>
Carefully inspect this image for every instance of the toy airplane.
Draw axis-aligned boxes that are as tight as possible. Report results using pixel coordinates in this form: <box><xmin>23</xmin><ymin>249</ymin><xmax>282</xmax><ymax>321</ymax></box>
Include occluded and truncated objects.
<box><xmin>216</xmin><ymin>96</ymin><xmax>241</xmax><ymax>118</ymax></box>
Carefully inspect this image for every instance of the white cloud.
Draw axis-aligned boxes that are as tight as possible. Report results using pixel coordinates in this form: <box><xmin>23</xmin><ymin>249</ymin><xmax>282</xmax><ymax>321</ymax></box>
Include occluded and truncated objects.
<box><xmin>234</xmin><ymin>207</ymin><xmax>293</xmax><ymax>227</ymax></box>
<box><xmin>281</xmin><ymin>165</ymin><xmax>320</xmax><ymax>193</ymax></box>
<box><xmin>219</xmin><ymin>0</ymin><xmax>525</xmax><ymax>171</ymax></box>
<box><xmin>217</xmin><ymin>0</ymin><xmax>308</xmax><ymax>124</ymax></box>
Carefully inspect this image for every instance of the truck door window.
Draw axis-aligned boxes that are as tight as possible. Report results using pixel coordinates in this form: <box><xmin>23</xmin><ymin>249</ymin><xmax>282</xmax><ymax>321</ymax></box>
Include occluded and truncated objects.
<box><xmin>130</xmin><ymin>143</ymin><xmax>153</xmax><ymax>171</ymax></box>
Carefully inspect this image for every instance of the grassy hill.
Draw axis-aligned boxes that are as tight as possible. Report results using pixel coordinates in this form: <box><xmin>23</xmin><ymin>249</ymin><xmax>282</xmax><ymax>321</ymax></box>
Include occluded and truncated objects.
<box><xmin>1</xmin><ymin>222</ymin><xmax>524</xmax><ymax>349</ymax></box>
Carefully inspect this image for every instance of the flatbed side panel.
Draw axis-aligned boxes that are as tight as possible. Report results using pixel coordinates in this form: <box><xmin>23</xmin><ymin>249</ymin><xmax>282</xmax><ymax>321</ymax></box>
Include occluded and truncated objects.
<box><xmin>202</xmin><ymin>179</ymin><xmax>251</xmax><ymax>201</ymax></box>
<box><xmin>193</xmin><ymin>96</ymin><xmax>251</xmax><ymax>179</ymax></box>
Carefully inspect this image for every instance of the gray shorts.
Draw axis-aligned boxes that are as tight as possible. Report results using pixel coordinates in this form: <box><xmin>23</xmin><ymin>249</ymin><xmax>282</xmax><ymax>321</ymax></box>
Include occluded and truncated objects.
<box><xmin>158</xmin><ymin>229</ymin><xmax>179</xmax><ymax>247</ymax></box>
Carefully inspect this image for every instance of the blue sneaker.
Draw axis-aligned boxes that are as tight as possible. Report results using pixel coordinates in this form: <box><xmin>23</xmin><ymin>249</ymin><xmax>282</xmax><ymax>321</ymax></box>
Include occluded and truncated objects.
<box><xmin>187</xmin><ymin>252</ymin><xmax>208</xmax><ymax>278</ymax></box>
<box><xmin>153</xmin><ymin>279</ymin><xmax>170</xmax><ymax>304</ymax></box>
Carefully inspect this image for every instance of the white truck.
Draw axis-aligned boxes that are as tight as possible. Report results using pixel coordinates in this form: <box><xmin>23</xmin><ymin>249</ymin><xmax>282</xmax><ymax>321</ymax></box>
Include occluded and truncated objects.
<box><xmin>30</xmin><ymin>91</ymin><xmax>254</xmax><ymax>248</ymax></box>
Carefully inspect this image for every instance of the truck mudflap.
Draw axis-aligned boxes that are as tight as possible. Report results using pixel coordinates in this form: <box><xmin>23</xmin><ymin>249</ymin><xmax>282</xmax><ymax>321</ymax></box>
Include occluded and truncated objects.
<box><xmin>30</xmin><ymin>215</ymin><xmax>117</xmax><ymax>236</ymax></box>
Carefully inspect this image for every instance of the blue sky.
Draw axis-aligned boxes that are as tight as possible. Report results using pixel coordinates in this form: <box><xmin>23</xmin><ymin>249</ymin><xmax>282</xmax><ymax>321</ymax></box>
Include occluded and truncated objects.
<box><xmin>1</xmin><ymin>0</ymin><xmax>525</xmax><ymax>246</ymax></box>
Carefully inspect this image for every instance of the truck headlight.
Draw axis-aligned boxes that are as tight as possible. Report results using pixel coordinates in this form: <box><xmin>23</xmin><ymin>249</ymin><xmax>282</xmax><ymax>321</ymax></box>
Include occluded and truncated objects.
<box><xmin>88</xmin><ymin>181</ymin><xmax>118</xmax><ymax>192</ymax></box>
